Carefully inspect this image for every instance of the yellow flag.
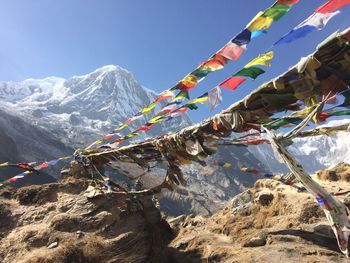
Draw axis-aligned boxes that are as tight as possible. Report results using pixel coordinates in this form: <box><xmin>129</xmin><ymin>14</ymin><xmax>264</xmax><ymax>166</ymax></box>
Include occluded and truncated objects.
<box><xmin>115</xmin><ymin>123</ymin><xmax>128</xmax><ymax>131</ymax></box>
<box><xmin>0</xmin><ymin>162</ymin><xmax>9</xmax><ymax>167</ymax></box>
<box><xmin>246</xmin><ymin>11</ymin><xmax>273</xmax><ymax>32</ymax></box>
<box><xmin>240</xmin><ymin>167</ymin><xmax>249</xmax><ymax>172</ymax></box>
<box><xmin>140</xmin><ymin>103</ymin><xmax>156</xmax><ymax>114</ymax></box>
<box><xmin>223</xmin><ymin>163</ymin><xmax>232</xmax><ymax>168</ymax></box>
<box><xmin>148</xmin><ymin>116</ymin><xmax>165</xmax><ymax>124</ymax></box>
<box><xmin>93</xmin><ymin>140</ymin><xmax>104</xmax><ymax>145</ymax></box>
<box><xmin>290</xmin><ymin>105</ymin><xmax>317</xmax><ymax>118</ymax></box>
<box><xmin>188</xmin><ymin>96</ymin><xmax>208</xmax><ymax>105</ymax></box>
<box><xmin>244</xmin><ymin>51</ymin><xmax>274</xmax><ymax>68</ymax></box>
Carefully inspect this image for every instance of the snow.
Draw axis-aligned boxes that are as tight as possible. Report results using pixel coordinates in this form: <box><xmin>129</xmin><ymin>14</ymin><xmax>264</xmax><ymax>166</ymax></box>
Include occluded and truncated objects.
<box><xmin>250</xmin><ymin>123</ymin><xmax>350</xmax><ymax>174</ymax></box>
<box><xmin>0</xmin><ymin>65</ymin><xmax>192</xmax><ymax>148</ymax></box>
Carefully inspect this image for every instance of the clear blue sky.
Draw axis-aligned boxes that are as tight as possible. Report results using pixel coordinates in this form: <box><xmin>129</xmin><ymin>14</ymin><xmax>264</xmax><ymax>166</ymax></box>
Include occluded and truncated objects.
<box><xmin>0</xmin><ymin>0</ymin><xmax>349</xmax><ymax>123</ymax></box>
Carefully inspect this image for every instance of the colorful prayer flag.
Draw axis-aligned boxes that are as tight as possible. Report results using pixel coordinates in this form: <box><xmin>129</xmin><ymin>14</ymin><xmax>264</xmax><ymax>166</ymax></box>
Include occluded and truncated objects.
<box><xmin>219</xmin><ymin>76</ymin><xmax>246</xmax><ymax>91</ymax></box>
<box><xmin>263</xmin><ymin>4</ymin><xmax>292</xmax><ymax>21</ymax></box>
<box><xmin>232</xmin><ymin>29</ymin><xmax>251</xmax><ymax>46</ymax></box>
<box><xmin>192</xmin><ymin>66</ymin><xmax>212</xmax><ymax>78</ymax></box>
<box><xmin>244</xmin><ymin>51</ymin><xmax>274</xmax><ymax>68</ymax></box>
<box><xmin>234</xmin><ymin>66</ymin><xmax>265</xmax><ymax>80</ymax></box>
<box><xmin>277</xmin><ymin>0</ymin><xmax>300</xmax><ymax>6</ymax></box>
<box><xmin>140</xmin><ymin>102</ymin><xmax>157</xmax><ymax>114</ymax></box>
<box><xmin>246</xmin><ymin>11</ymin><xmax>274</xmax><ymax>32</ymax></box>
<box><xmin>273</xmin><ymin>11</ymin><xmax>340</xmax><ymax>45</ymax></box>
<box><xmin>176</xmin><ymin>74</ymin><xmax>198</xmax><ymax>91</ymax></box>
<box><xmin>188</xmin><ymin>93</ymin><xmax>209</xmax><ymax>105</ymax></box>
<box><xmin>316</xmin><ymin>0</ymin><xmax>350</xmax><ymax>14</ymax></box>
<box><xmin>171</xmin><ymin>91</ymin><xmax>190</xmax><ymax>102</ymax></box>
<box><xmin>218</xmin><ymin>42</ymin><xmax>246</xmax><ymax>61</ymax></box>
<box><xmin>154</xmin><ymin>90</ymin><xmax>174</xmax><ymax>102</ymax></box>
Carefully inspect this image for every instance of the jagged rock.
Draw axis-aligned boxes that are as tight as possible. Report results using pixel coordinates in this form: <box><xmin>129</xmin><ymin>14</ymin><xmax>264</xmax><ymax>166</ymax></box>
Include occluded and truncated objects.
<box><xmin>76</xmin><ymin>230</ymin><xmax>84</xmax><ymax>239</ymax></box>
<box><xmin>47</xmin><ymin>241</ymin><xmax>58</xmax><ymax>249</ymax></box>
<box><xmin>243</xmin><ymin>236</ymin><xmax>267</xmax><ymax>247</ymax></box>
<box><xmin>257</xmin><ymin>189</ymin><xmax>274</xmax><ymax>206</ymax></box>
<box><xmin>313</xmin><ymin>224</ymin><xmax>335</xmax><ymax>238</ymax></box>
<box><xmin>231</xmin><ymin>190</ymin><xmax>253</xmax><ymax>213</ymax></box>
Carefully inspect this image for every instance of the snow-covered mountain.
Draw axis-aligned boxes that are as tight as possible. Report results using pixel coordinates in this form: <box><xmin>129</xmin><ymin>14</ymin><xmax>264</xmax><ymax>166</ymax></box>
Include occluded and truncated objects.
<box><xmin>0</xmin><ymin>65</ymin><xmax>191</xmax><ymax>148</ymax></box>
<box><xmin>250</xmin><ymin>119</ymin><xmax>350</xmax><ymax>175</ymax></box>
<box><xmin>0</xmin><ymin>65</ymin><xmax>268</xmax><ymax>215</ymax></box>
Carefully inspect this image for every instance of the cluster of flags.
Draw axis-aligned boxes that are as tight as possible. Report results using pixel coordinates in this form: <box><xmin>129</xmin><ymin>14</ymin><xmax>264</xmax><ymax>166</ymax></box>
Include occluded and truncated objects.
<box><xmin>0</xmin><ymin>156</ymin><xmax>71</xmax><ymax>187</ymax></box>
<box><xmin>89</xmin><ymin>0</ymin><xmax>350</xmax><ymax>149</ymax></box>
<box><xmin>2</xmin><ymin>0</ymin><xmax>350</xmax><ymax>187</ymax></box>
<box><xmin>274</xmin><ymin>0</ymin><xmax>349</xmax><ymax>45</ymax></box>
<box><xmin>85</xmin><ymin>0</ymin><xmax>301</xmax><ymax>149</ymax></box>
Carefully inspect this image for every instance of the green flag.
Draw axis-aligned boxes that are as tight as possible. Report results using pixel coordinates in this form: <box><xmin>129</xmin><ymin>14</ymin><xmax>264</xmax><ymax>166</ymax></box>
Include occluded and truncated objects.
<box><xmin>263</xmin><ymin>4</ymin><xmax>291</xmax><ymax>21</ymax></box>
<box><xmin>234</xmin><ymin>66</ymin><xmax>265</xmax><ymax>80</ymax></box>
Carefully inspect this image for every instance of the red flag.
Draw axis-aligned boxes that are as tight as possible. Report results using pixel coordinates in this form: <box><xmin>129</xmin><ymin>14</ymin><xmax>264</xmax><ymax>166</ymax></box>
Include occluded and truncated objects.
<box><xmin>153</xmin><ymin>91</ymin><xmax>174</xmax><ymax>102</ymax></box>
<box><xmin>103</xmin><ymin>134</ymin><xmax>114</xmax><ymax>140</ymax></box>
<box><xmin>137</xmin><ymin>124</ymin><xmax>154</xmax><ymax>132</ymax></box>
<box><xmin>35</xmin><ymin>163</ymin><xmax>49</xmax><ymax>169</ymax></box>
<box><xmin>277</xmin><ymin>0</ymin><xmax>300</xmax><ymax>6</ymax></box>
<box><xmin>316</xmin><ymin>0</ymin><xmax>350</xmax><ymax>14</ymax></box>
<box><xmin>201</xmin><ymin>54</ymin><xmax>228</xmax><ymax>71</ymax></box>
<box><xmin>217</xmin><ymin>43</ymin><xmax>245</xmax><ymax>61</ymax></box>
<box><xmin>219</xmin><ymin>77</ymin><xmax>246</xmax><ymax>90</ymax></box>
<box><xmin>7</xmin><ymin>178</ymin><xmax>18</xmax><ymax>182</ymax></box>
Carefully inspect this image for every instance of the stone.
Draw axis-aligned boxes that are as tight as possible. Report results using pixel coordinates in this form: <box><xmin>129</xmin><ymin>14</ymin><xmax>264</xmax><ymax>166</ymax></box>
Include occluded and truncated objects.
<box><xmin>47</xmin><ymin>241</ymin><xmax>58</xmax><ymax>249</ymax></box>
<box><xmin>257</xmin><ymin>190</ymin><xmax>274</xmax><ymax>206</ymax></box>
<box><xmin>76</xmin><ymin>230</ymin><xmax>84</xmax><ymax>239</ymax></box>
<box><xmin>243</xmin><ymin>236</ymin><xmax>267</xmax><ymax>247</ymax></box>
<box><xmin>313</xmin><ymin>224</ymin><xmax>334</xmax><ymax>238</ymax></box>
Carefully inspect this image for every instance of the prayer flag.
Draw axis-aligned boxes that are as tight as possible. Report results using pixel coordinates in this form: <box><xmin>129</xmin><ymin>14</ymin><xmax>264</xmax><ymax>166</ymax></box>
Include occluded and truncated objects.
<box><xmin>219</xmin><ymin>77</ymin><xmax>246</xmax><ymax>90</ymax></box>
<box><xmin>208</xmin><ymin>86</ymin><xmax>223</xmax><ymax>111</ymax></box>
<box><xmin>188</xmin><ymin>93</ymin><xmax>209</xmax><ymax>105</ymax></box>
<box><xmin>251</xmin><ymin>30</ymin><xmax>267</xmax><ymax>39</ymax></box>
<box><xmin>274</xmin><ymin>11</ymin><xmax>340</xmax><ymax>45</ymax></box>
<box><xmin>201</xmin><ymin>54</ymin><xmax>228</xmax><ymax>71</ymax></box>
<box><xmin>232</xmin><ymin>29</ymin><xmax>251</xmax><ymax>46</ymax></box>
<box><xmin>263</xmin><ymin>4</ymin><xmax>292</xmax><ymax>21</ymax></box>
<box><xmin>137</xmin><ymin>124</ymin><xmax>154</xmax><ymax>132</ymax></box>
<box><xmin>154</xmin><ymin>90</ymin><xmax>174</xmax><ymax>102</ymax></box>
<box><xmin>140</xmin><ymin>102</ymin><xmax>157</xmax><ymax>114</ymax></box>
<box><xmin>316</xmin><ymin>0</ymin><xmax>350</xmax><ymax>14</ymax></box>
<box><xmin>171</xmin><ymin>91</ymin><xmax>190</xmax><ymax>102</ymax></box>
<box><xmin>158</xmin><ymin>102</ymin><xmax>180</xmax><ymax>115</ymax></box>
<box><xmin>192</xmin><ymin>66</ymin><xmax>212</xmax><ymax>78</ymax></box>
<box><xmin>217</xmin><ymin>42</ymin><xmax>246</xmax><ymax>61</ymax></box>
<box><xmin>340</xmin><ymin>89</ymin><xmax>350</xmax><ymax>108</ymax></box>
<box><xmin>277</xmin><ymin>0</ymin><xmax>300</xmax><ymax>6</ymax></box>
<box><xmin>246</xmin><ymin>11</ymin><xmax>274</xmax><ymax>32</ymax></box>
<box><xmin>176</xmin><ymin>74</ymin><xmax>198</xmax><ymax>91</ymax></box>
<box><xmin>244</xmin><ymin>51</ymin><xmax>274</xmax><ymax>68</ymax></box>
<box><xmin>103</xmin><ymin>134</ymin><xmax>114</xmax><ymax>140</ymax></box>
<box><xmin>234</xmin><ymin>66</ymin><xmax>265</xmax><ymax>80</ymax></box>
<box><xmin>184</xmin><ymin>103</ymin><xmax>199</xmax><ymax>110</ymax></box>
<box><xmin>148</xmin><ymin>116</ymin><xmax>165</xmax><ymax>124</ymax></box>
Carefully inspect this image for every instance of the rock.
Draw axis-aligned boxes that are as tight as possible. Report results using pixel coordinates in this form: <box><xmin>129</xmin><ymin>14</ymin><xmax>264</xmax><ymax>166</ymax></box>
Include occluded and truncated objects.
<box><xmin>313</xmin><ymin>224</ymin><xmax>334</xmax><ymax>238</ymax></box>
<box><xmin>243</xmin><ymin>235</ymin><xmax>267</xmax><ymax>247</ymax></box>
<box><xmin>47</xmin><ymin>241</ymin><xmax>58</xmax><ymax>249</ymax></box>
<box><xmin>231</xmin><ymin>190</ymin><xmax>253</xmax><ymax>213</ymax></box>
<box><xmin>257</xmin><ymin>190</ymin><xmax>274</xmax><ymax>206</ymax></box>
<box><xmin>76</xmin><ymin>230</ymin><xmax>84</xmax><ymax>239</ymax></box>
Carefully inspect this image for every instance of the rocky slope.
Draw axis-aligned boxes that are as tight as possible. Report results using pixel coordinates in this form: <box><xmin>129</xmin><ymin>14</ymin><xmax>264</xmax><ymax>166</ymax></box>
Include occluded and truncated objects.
<box><xmin>167</xmin><ymin>162</ymin><xmax>350</xmax><ymax>262</ymax></box>
<box><xmin>1</xmin><ymin>162</ymin><xmax>349</xmax><ymax>262</ymax></box>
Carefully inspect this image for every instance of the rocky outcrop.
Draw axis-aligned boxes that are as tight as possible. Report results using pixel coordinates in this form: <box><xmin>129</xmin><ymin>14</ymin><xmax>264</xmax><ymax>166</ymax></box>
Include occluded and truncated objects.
<box><xmin>0</xmin><ymin>171</ymin><xmax>175</xmax><ymax>262</ymax></box>
<box><xmin>167</xmin><ymin>164</ymin><xmax>350</xmax><ymax>262</ymax></box>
